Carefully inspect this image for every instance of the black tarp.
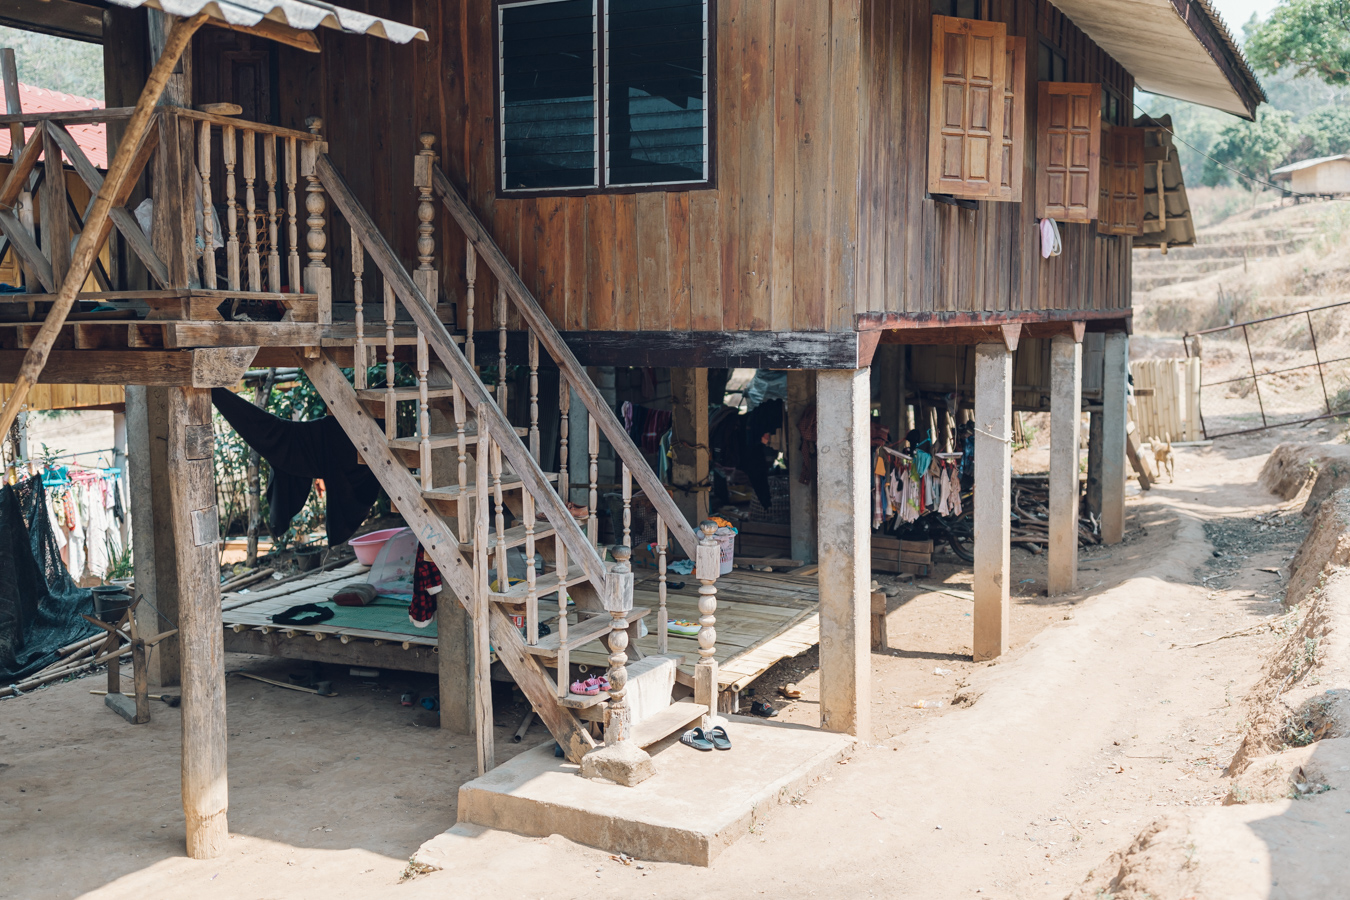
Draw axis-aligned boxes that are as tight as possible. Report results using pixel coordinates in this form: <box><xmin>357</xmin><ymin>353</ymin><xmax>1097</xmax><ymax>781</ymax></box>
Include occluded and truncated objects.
<box><xmin>0</xmin><ymin>476</ymin><xmax>99</xmax><ymax>684</ymax></box>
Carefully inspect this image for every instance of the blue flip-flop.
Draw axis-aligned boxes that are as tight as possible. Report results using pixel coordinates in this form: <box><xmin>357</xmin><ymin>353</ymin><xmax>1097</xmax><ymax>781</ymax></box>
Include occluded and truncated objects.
<box><xmin>708</xmin><ymin>725</ymin><xmax>732</xmax><ymax>750</ymax></box>
<box><xmin>681</xmin><ymin>727</ymin><xmax>714</xmax><ymax>751</ymax></box>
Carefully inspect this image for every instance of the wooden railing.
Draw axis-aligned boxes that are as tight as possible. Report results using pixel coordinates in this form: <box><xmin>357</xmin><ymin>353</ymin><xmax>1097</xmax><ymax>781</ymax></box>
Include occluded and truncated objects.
<box><xmin>0</xmin><ymin>106</ymin><xmax>322</xmax><ymax>322</ymax></box>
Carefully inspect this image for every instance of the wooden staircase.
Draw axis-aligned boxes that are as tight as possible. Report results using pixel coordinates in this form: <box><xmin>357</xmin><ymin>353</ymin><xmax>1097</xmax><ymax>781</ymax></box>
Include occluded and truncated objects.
<box><xmin>301</xmin><ymin>135</ymin><xmax>723</xmax><ymax>780</ymax></box>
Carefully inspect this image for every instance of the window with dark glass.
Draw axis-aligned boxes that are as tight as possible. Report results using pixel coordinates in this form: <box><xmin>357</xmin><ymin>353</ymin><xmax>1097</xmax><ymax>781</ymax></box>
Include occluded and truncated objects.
<box><xmin>498</xmin><ymin>0</ymin><xmax>710</xmax><ymax>193</ymax></box>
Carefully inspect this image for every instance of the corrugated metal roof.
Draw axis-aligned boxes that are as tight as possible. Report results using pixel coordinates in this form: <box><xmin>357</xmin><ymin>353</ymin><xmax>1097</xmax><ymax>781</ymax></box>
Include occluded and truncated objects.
<box><xmin>1271</xmin><ymin>155</ymin><xmax>1350</xmax><ymax>177</ymax></box>
<box><xmin>0</xmin><ymin>83</ymin><xmax>107</xmax><ymax>167</ymax></box>
<box><xmin>104</xmin><ymin>0</ymin><xmax>426</xmax><ymax>44</ymax></box>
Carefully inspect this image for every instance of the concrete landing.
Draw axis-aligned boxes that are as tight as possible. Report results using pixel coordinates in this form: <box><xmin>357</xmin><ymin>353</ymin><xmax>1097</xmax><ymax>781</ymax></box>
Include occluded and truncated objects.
<box><xmin>436</xmin><ymin>714</ymin><xmax>854</xmax><ymax>866</ymax></box>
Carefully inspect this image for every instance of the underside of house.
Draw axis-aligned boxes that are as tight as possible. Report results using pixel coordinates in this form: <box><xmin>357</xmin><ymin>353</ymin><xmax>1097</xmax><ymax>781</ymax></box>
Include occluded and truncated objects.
<box><xmin>0</xmin><ymin>0</ymin><xmax>1260</xmax><ymax>862</ymax></box>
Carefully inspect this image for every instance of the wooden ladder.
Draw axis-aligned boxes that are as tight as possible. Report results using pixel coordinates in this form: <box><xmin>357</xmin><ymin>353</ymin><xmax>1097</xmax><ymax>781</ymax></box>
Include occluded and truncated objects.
<box><xmin>305</xmin><ymin>138</ymin><xmax>724</xmax><ymax>777</ymax></box>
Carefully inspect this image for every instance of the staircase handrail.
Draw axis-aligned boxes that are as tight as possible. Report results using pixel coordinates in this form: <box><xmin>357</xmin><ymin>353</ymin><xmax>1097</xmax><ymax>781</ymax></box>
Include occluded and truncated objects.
<box><xmin>430</xmin><ymin>167</ymin><xmax>701</xmax><ymax>559</ymax></box>
<box><xmin>315</xmin><ymin>154</ymin><xmax>610</xmax><ymax>589</ymax></box>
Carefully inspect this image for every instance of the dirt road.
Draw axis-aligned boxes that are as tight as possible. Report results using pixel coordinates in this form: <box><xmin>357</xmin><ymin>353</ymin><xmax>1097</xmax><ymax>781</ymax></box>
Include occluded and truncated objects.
<box><xmin>0</xmin><ymin>425</ymin><xmax>1317</xmax><ymax>899</ymax></box>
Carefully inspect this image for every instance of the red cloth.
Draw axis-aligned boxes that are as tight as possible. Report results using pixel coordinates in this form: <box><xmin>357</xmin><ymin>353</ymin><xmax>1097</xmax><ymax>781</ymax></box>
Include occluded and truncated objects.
<box><xmin>408</xmin><ymin>545</ymin><xmax>443</xmax><ymax>627</ymax></box>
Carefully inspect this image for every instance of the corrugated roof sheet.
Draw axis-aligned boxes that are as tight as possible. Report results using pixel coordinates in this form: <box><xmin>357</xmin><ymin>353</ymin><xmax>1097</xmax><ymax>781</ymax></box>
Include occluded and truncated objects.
<box><xmin>1271</xmin><ymin>155</ymin><xmax>1350</xmax><ymax>177</ymax></box>
<box><xmin>0</xmin><ymin>83</ymin><xmax>106</xmax><ymax>167</ymax></box>
<box><xmin>104</xmin><ymin>0</ymin><xmax>426</xmax><ymax>44</ymax></box>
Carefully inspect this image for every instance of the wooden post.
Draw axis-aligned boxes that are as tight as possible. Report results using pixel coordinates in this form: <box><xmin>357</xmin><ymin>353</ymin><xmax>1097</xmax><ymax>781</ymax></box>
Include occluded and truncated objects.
<box><xmin>786</xmin><ymin>369</ymin><xmax>817</xmax><ymax>564</ymax></box>
<box><xmin>670</xmin><ymin>368</ymin><xmax>709</xmax><ymax>527</ymax></box>
<box><xmin>413</xmin><ymin>133</ymin><xmax>438</xmax><ymax>308</ymax></box>
<box><xmin>603</xmin><ymin>545</ymin><xmax>635</xmax><ymax>745</ymax></box>
<box><xmin>815</xmin><ymin>369</ymin><xmax>870</xmax><ymax>738</ymax></box>
<box><xmin>0</xmin><ymin>11</ymin><xmax>207</xmax><ymax>440</ymax></box>
<box><xmin>168</xmin><ymin>386</ymin><xmax>228</xmax><ymax>859</ymax></box>
<box><xmin>473</xmin><ymin>412</ymin><xmax>494</xmax><ymax>775</ymax></box>
<box><xmin>1048</xmin><ymin>334</ymin><xmax>1082</xmax><ymax>595</ymax></box>
<box><xmin>2</xmin><ymin>48</ymin><xmax>38</xmax><ymax>291</ymax></box>
<box><xmin>870</xmin><ymin>591</ymin><xmax>888</xmax><ymax>652</ymax></box>
<box><xmin>1101</xmin><ymin>332</ymin><xmax>1128</xmax><ymax>545</ymax></box>
<box><xmin>39</xmin><ymin>124</ymin><xmax>71</xmax><ymax>285</ymax></box>
<box><xmin>973</xmin><ymin>343</ymin><xmax>1012</xmax><ymax>662</ymax></box>
<box><xmin>301</xmin><ymin>117</ymin><xmax>330</xmax><ymax>325</ymax></box>
<box><xmin>875</xmin><ymin>344</ymin><xmax>907</xmax><ymax>442</ymax></box>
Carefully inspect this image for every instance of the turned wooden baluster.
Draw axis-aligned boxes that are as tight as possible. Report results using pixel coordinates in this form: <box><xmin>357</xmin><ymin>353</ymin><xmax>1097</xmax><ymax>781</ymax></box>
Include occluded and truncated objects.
<box><xmin>528</xmin><ymin>330</ymin><xmax>540</xmax><ymax>460</ymax></box>
<box><xmin>656</xmin><ymin>516</ymin><xmax>669</xmax><ymax>654</ymax></box>
<box><xmin>383</xmin><ymin>280</ymin><xmax>396</xmax><ymax>440</ymax></box>
<box><xmin>453</xmin><ymin>382</ymin><xmax>469</xmax><ymax>542</ymax></box>
<box><xmin>473</xmin><ymin>408</ymin><xmax>494</xmax><ymax>775</ymax></box>
<box><xmin>285</xmin><ymin>137</ymin><xmax>301</xmax><ymax>292</ymax></box>
<box><xmin>496</xmin><ymin>284</ymin><xmax>508</xmax><ymax>411</ymax></box>
<box><xmin>303</xmin><ymin>118</ymin><xmax>331</xmax><ymax>325</ymax></box>
<box><xmin>351</xmin><ymin>232</ymin><xmax>367</xmax><ymax>390</ymax></box>
<box><xmin>622</xmin><ymin>464</ymin><xmax>632</xmax><ymax>548</ymax></box>
<box><xmin>222</xmin><ymin>124</ymin><xmax>240</xmax><ymax>291</ymax></box>
<box><xmin>414</xmin><ymin>133</ymin><xmax>438</xmax><ymax>307</ymax></box>
<box><xmin>243</xmin><ymin>129</ymin><xmax>261</xmax><ymax>290</ymax></box>
<box><xmin>603</xmin><ymin>545</ymin><xmax>635</xmax><ymax>745</ymax></box>
<box><xmin>263</xmin><ymin>134</ymin><xmax>281</xmax><ymax>291</ymax></box>
<box><xmin>417</xmin><ymin>331</ymin><xmax>431</xmax><ymax>490</ymax></box>
<box><xmin>198</xmin><ymin>121</ymin><xmax>216</xmax><ymax>289</ymax></box>
<box><xmin>523</xmin><ymin>488</ymin><xmax>537</xmax><ymax>644</ymax></box>
<box><xmin>465</xmin><ymin>241</ymin><xmax>477</xmax><ymax>369</ymax></box>
<box><xmin>555</xmin><ymin>536</ymin><xmax>570</xmax><ymax>699</ymax></box>
<box><xmin>695</xmin><ymin>520</ymin><xmax>721</xmax><ymax>727</ymax></box>
<box><xmin>558</xmin><ymin>375</ymin><xmax>570</xmax><ymax>502</ymax></box>
<box><xmin>587</xmin><ymin>416</ymin><xmax>599</xmax><ymax>546</ymax></box>
<box><xmin>492</xmin><ymin>439</ymin><xmax>507</xmax><ymax>593</ymax></box>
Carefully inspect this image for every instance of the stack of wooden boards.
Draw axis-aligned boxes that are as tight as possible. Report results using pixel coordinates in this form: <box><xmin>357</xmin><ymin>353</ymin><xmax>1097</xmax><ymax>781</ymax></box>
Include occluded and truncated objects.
<box><xmin>738</xmin><ymin>521</ymin><xmax>933</xmax><ymax>576</ymax></box>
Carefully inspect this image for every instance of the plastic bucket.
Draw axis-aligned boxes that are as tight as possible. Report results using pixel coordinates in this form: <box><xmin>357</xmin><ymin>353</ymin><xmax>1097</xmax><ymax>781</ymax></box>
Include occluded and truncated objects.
<box><xmin>348</xmin><ymin>527</ymin><xmax>407</xmax><ymax>566</ymax></box>
<box><xmin>714</xmin><ymin>531</ymin><xmax>735</xmax><ymax>575</ymax></box>
<box><xmin>92</xmin><ymin>585</ymin><xmax>131</xmax><ymax>624</ymax></box>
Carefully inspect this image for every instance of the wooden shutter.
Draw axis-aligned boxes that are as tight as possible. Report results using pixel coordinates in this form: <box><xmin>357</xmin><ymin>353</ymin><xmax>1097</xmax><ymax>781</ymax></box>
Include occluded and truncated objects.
<box><xmin>993</xmin><ymin>36</ymin><xmax>1026</xmax><ymax>202</ymax></box>
<box><xmin>1101</xmin><ymin>125</ymin><xmax>1145</xmax><ymax>235</ymax></box>
<box><xmin>928</xmin><ymin>15</ymin><xmax>1007</xmax><ymax>199</ymax></box>
<box><xmin>1036</xmin><ymin>82</ymin><xmax>1101</xmax><ymax>222</ymax></box>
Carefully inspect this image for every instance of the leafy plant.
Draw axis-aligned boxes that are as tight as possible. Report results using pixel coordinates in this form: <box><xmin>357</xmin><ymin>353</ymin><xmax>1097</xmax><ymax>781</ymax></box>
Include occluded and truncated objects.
<box><xmin>1247</xmin><ymin>0</ymin><xmax>1350</xmax><ymax>86</ymax></box>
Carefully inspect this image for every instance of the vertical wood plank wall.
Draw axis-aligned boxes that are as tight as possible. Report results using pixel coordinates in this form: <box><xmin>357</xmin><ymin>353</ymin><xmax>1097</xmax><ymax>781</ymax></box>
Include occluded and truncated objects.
<box><xmin>249</xmin><ymin>0</ymin><xmax>1132</xmax><ymax>337</ymax></box>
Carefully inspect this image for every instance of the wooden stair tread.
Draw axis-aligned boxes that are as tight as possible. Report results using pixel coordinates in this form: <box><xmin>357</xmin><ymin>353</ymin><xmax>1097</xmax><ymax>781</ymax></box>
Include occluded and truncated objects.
<box><xmin>356</xmin><ymin>386</ymin><xmax>457</xmax><ymax>402</ymax></box>
<box><xmin>423</xmin><ymin>471</ymin><xmax>558</xmax><ymax>501</ymax></box>
<box><xmin>471</xmin><ymin>522</ymin><xmax>558</xmax><ymax>553</ymax></box>
<box><xmin>632</xmin><ymin>700</ymin><xmax>709</xmax><ymax>749</ymax></box>
<box><xmin>388</xmin><ymin>426</ymin><xmax>527</xmax><ymax>450</ymax></box>
<box><xmin>524</xmin><ymin>607</ymin><xmax>650</xmax><ymax>658</ymax></box>
<box><xmin>488</xmin><ymin>562</ymin><xmax>588</xmax><ymax>601</ymax></box>
<box><xmin>556</xmin><ymin>689</ymin><xmax>609</xmax><ymax>709</ymax></box>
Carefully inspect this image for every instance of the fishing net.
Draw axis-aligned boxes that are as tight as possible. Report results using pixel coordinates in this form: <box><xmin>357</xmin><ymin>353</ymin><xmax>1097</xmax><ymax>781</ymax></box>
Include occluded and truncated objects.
<box><xmin>0</xmin><ymin>476</ymin><xmax>99</xmax><ymax>683</ymax></box>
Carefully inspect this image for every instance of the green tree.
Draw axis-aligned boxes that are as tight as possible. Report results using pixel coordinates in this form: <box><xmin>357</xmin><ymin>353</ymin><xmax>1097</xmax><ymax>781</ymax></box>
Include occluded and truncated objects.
<box><xmin>1246</xmin><ymin>0</ymin><xmax>1350</xmax><ymax>86</ymax></box>
<box><xmin>1202</xmin><ymin>108</ymin><xmax>1296</xmax><ymax>186</ymax></box>
<box><xmin>1302</xmin><ymin>106</ymin><xmax>1350</xmax><ymax>157</ymax></box>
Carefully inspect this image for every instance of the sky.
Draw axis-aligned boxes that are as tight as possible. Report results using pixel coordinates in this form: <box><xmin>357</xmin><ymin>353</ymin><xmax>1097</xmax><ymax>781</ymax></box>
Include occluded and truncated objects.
<box><xmin>1207</xmin><ymin>0</ymin><xmax>1279</xmax><ymax>34</ymax></box>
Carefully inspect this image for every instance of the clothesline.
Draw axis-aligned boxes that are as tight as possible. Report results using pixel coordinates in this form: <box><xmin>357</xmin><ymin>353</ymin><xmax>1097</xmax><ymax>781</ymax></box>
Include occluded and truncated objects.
<box><xmin>44</xmin><ymin>463</ymin><xmax>127</xmax><ymax>581</ymax></box>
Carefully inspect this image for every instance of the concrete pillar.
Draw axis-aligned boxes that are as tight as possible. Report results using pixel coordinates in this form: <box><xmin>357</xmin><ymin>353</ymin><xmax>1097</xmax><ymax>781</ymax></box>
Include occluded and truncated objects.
<box><xmin>1048</xmin><ymin>335</ymin><xmax>1082</xmax><ymax>595</ymax></box>
<box><xmin>126</xmin><ymin>386</ymin><xmax>182</xmax><ymax>687</ymax></box>
<box><xmin>973</xmin><ymin>343</ymin><xmax>1011</xmax><ymax>662</ymax></box>
<box><xmin>815</xmin><ymin>368</ymin><xmax>870</xmax><ymax>739</ymax></box>
<box><xmin>1101</xmin><ymin>332</ymin><xmax>1129</xmax><ymax>545</ymax></box>
<box><xmin>670</xmin><ymin>368</ymin><xmax>709</xmax><ymax>528</ymax></box>
<box><xmin>786</xmin><ymin>370</ymin><xmax>817</xmax><ymax>564</ymax></box>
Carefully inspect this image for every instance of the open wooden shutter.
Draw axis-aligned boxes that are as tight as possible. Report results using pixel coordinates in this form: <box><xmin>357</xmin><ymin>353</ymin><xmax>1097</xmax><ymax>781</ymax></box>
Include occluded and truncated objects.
<box><xmin>994</xmin><ymin>36</ymin><xmax>1026</xmax><ymax>202</ymax></box>
<box><xmin>1036</xmin><ymin>82</ymin><xmax>1101</xmax><ymax>222</ymax></box>
<box><xmin>1101</xmin><ymin>125</ymin><xmax>1145</xmax><ymax>235</ymax></box>
<box><xmin>928</xmin><ymin>15</ymin><xmax>1007</xmax><ymax>199</ymax></box>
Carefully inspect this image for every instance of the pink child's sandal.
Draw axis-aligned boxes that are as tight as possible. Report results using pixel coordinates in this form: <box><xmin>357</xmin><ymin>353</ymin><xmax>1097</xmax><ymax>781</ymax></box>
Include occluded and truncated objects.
<box><xmin>571</xmin><ymin>678</ymin><xmax>599</xmax><ymax>696</ymax></box>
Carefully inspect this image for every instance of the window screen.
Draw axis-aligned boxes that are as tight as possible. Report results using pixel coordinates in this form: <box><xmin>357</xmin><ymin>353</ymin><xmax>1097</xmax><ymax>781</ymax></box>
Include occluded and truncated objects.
<box><xmin>499</xmin><ymin>0</ymin><xmax>711</xmax><ymax>193</ymax></box>
<box><xmin>500</xmin><ymin>0</ymin><xmax>598</xmax><ymax>190</ymax></box>
<box><xmin>606</xmin><ymin>0</ymin><xmax>708</xmax><ymax>186</ymax></box>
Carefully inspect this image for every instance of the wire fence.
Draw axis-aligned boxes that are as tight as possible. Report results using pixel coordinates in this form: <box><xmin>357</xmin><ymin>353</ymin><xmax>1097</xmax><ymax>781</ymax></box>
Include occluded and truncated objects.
<box><xmin>1185</xmin><ymin>300</ymin><xmax>1350</xmax><ymax>438</ymax></box>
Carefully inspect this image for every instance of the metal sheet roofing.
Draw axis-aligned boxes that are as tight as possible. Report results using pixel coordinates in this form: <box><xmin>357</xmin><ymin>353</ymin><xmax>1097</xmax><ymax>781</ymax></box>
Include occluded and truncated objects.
<box><xmin>1271</xmin><ymin>155</ymin><xmax>1350</xmax><ymax>177</ymax></box>
<box><xmin>0</xmin><ymin>83</ymin><xmax>107</xmax><ymax>166</ymax></box>
<box><xmin>103</xmin><ymin>0</ymin><xmax>426</xmax><ymax>44</ymax></box>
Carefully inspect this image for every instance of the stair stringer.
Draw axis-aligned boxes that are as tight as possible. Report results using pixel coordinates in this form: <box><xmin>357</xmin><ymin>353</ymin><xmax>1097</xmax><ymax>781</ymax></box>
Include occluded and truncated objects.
<box><xmin>301</xmin><ymin>349</ymin><xmax>598</xmax><ymax>763</ymax></box>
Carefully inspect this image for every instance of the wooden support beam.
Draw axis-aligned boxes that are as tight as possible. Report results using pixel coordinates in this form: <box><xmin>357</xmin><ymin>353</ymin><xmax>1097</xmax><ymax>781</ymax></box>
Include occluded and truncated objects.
<box><xmin>1048</xmin><ymin>334</ymin><xmax>1082</xmax><ymax>596</ymax></box>
<box><xmin>973</xmin><ymin>343</ymin><xmax>1012</xmax><ymax>661</ymax></box>
<box><xmin>167</xmin><ymin>386</ymin><xmax>228</xmax><ymax>859</ymax></box>
<box><xmin>815</xmin><ymin>368</ymin><xmax>870</xmax><ymax>739</ymax></box>
<box><xmin>40</xmin><ymin>123</ymin><xmax>72</xmax><ymax>285</ymax></box>
<box><xmin>880</xmin><ymin>323</ymin><xmax>1021</xmax><ymax>350</ymax></box>
<box><xmin>786</xmin><ymin>370</ymin><xmax>817</xmax><ymax>565</ymax></box>
<box><xmin>0</xmin><ymin>348</ymin><xmax>257</xmax><ymax>386</ymax></box>
<box><xmin>0</xmin><ymin>11</ymin><xmax>208</xmax><ymax>441</ymax></box>
<box><xmin>670</xmin><ymin>367</ymin><xmax>708</xmax><ymax>528</ymax></box>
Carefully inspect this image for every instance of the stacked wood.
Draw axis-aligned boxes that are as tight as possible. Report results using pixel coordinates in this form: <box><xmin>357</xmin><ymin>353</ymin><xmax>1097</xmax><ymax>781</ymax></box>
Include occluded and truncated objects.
<box><xmin>1011</xmin><ymin>476</ymin><xmax>1100</xmax><ymax>549</ymax></box>
<box><xmin>873</xmin><ymin>537</ymin><xmax>932</xmax><ymax>576</ymax></box>
<box><xmin>0</xmin><ymin>636</ymin><xmax>130</xmax><ymax>698</ymax></box>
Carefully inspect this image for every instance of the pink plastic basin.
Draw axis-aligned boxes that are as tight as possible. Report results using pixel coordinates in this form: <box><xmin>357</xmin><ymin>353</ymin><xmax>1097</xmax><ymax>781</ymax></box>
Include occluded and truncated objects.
<box><xmin>348</xmin><ymin>527</ymin><xmax>407</xmax><ymax>565</ymax></box>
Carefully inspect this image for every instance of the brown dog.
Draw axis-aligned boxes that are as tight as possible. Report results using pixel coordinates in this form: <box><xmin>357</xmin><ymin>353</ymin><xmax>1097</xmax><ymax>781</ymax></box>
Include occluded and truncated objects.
<box><xmin>1152</xmin><ymin>433</ymin><xmax>1174</xmax><ymax>482</ymax></box>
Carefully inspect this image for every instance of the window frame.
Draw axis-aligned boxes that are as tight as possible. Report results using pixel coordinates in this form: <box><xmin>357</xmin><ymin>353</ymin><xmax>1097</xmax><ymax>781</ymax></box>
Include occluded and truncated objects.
<box><xmin>494</xmin><ymin>0</ymin><xmax>717</xmax><ymax>198</ymax></box>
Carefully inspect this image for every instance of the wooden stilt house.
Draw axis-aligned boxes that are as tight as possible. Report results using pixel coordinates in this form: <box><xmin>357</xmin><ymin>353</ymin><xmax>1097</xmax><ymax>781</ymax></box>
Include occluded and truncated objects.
<box><xmin>0</xmin><ymin>0</ymin><xmax>1260</xmax><ymax>859</ymax></box>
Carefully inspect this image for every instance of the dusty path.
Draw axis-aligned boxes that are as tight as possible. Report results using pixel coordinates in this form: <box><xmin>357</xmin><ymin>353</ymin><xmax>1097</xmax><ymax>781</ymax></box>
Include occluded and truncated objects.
<box><xmin>0</xmin><ymin>426</ymin><xmax>1314</xmax><ymax>899</ymax></box>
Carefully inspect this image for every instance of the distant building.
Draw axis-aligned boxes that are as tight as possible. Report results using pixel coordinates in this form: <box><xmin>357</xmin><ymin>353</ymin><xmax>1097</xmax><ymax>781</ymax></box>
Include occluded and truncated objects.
<box><xmin>1272</xmin><ymin>154</ymin><xmax>1350</xmax><ymax>198</ymax></box>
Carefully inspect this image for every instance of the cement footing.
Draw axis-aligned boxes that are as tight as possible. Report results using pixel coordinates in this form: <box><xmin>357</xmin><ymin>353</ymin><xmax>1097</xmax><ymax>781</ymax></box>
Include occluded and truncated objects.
<box><xmin>434</xmin><ymin>714</ymin><xmax>854</xmax><ymax>866</ymax></box>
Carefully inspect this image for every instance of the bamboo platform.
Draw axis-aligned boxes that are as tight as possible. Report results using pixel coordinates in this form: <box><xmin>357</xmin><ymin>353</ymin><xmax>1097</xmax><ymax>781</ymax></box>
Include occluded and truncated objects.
<box><xmin>220</xmin><ymin>562</ymin><xmax>820</xmax><ymax>697</ymax></box>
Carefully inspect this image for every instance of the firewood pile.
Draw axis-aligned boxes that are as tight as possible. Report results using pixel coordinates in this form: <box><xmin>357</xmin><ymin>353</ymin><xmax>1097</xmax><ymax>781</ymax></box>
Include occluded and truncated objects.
<box><xmin>1010</xmin><ymin>476</ymin><xmax>1101</xmax><ymax>551</ymax></box>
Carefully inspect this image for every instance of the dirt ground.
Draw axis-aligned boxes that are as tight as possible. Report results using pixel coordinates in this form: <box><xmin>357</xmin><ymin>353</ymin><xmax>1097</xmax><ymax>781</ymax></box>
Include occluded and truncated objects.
<box><xmin>0</xmin><ymin>421</ymin><xmax>1334</xmax><ymax>899</ymax></box>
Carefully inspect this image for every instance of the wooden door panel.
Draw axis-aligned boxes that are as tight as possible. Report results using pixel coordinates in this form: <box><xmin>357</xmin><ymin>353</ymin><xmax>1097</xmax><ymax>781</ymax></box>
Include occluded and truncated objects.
<box><xmin>1036</xmin><ymin>82</ymin><xmax>1101</xmax><ymax>222</ymax></box>
<box><xmin>928</xmin><ymin>15</ymin><xmax>1006</xmax><ymax>199</ymax></box>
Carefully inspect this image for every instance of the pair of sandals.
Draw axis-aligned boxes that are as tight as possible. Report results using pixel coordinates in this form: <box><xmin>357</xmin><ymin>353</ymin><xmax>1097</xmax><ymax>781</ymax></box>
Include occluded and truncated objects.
<box><xmin>681</xmin><ymin>725</ymin><xmax>731</xmax><ymax>751</ymax></box>
<box><xmin>570</xmin><ymin>675</ymin><xmax>611</xmax><ymax>696</ymax></box>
